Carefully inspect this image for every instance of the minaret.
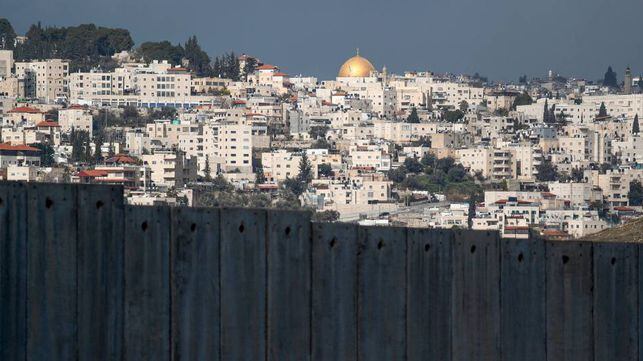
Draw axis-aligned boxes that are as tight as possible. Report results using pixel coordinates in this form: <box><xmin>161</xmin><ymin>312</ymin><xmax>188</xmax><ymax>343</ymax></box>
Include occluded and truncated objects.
<box><xmin>382</xmin><ymin>65</ymin><xmax>388</xmax><ymax>87</ymax></box>
<box><xmin>624</xmin><ymin>66</ymin><xmax>633</xmax><ymax>94</ymax></box>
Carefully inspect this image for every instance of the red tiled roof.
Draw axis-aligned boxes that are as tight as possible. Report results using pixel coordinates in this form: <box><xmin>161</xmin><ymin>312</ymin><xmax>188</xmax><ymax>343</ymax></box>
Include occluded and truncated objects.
<box><xmin>77</xmin><ymin>170</ymin><xmax>109</xmax><ymax>177</ymax></box>
<box><xmin>0</xmin><ymin>143</ymin><xmax>40</xmax><ymax>152</ymax></box>
<box><xmin>105</xmin><ymin>154</ymin><xmax>138</xmax><ymax>164</ymax></box>
<box><xmin>273</xmin><ymin>72</ymin><xmax>288</xmax><ymax>77</ymax></box>
<box><xmin>8</xmin><ymin>106</ymin><xmax>42</xmax><ymax>114</ymax></box>
<box><xmin>614</xmin><ymin>206</ymin><xmax>635</xmax><ymax>212</ymax></box>
<box><xmin>256</xmin><ymin>64</ymin><xmax>277</xmax><ymax>70</ymax></box>
<box><xmin>36</xmin><ymin>121</ymin><xmax>61</xmax><ymax>127</ymax></box>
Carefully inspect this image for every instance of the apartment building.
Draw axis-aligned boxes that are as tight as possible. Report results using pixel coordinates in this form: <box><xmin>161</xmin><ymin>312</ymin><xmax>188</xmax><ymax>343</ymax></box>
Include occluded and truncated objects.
<box><xmin>15</xmin><ymin>59</ymin><xmax>69</xmax><ymax>102</ymax></box>
<box><xmin>261</xmin><ymin>150</ymin><xmax>302</xmax><ymax>182</ymax></box>
<box><xmin>0</xmin><ymin>50</ymin><xmax>13</xmax><ymax>79</ymax></box>
<box><xmin>58</xmin><ymin>107</ymin><xmax>93</xmax><ymax>135</ymax></box>
<box><xmin>203</xmin><ymin>121</ymin><xmax>253</xmax><ymax>174</ymax></box>
<box><xmin>141</xmin><ymin>149</ymin><xmax>197</xmax><ymax>189</ymax></box>
<box><xmin>348</xmin><ymin>145</ymin><xmax>391</xmax><ymax>171</ymax></box>
<box><xmin>0</xmin><ymin>143</ymin><xmax>41</xmax><ymax>167</ymax></box>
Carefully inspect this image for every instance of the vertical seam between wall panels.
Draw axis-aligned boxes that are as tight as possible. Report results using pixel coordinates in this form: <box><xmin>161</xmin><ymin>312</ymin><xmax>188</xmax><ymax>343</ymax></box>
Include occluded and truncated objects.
<box><xmin>544</xmin><ymin>238</ymin><xmax>548</xmax><ymax>361</ymax></box>
<box><xmin>168</xmin><ymin>207</ymin><xmax>173</xmax><ymax>361</ymax></box>
<box><xmin>405</xmin><ymin>229</ymin><xmax>410</xmax><ymax>360</ymax></box>
<box><xmin>218</xmin><ymin>207</ymin><xmax>222</xmax><ymax>361</ymax></box>
<box><xmin>74</xmin><ymin>185</ymin><xmax>79</xmax><ymax>361</ymax></box>
<box><xmin>591</xmin><ymin>242</ymin><xmax>595</xmax><ymax>361</ymax></box>
<box><xmin>265</xmin><ymin>210</ymin><xmax>269</xmax><ymax>361</ymax></box>
<box><xmin>356</xmin><ymin>225</ymin><xmax>361</xmax><ymax>361</ymax></box>
<box><xmin>24</xmin><ymin>184</ymin><xmax>29</xmax><ymax>361</ymax></box>
<box><xmin>497</xmin><ymin>233</ymin><xmax>502</xmax><ymax>361</ymax></box>
<box><xmin>308</xmin><ymin>219</ymin><xmax>313</xmax><ymax>360</ymax></box>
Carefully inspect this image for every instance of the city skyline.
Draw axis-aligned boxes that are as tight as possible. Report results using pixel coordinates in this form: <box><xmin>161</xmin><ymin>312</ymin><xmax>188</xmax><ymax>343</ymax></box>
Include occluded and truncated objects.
<box><xmin>4</xmin><ymin>0</ymin><xmax>643</xmax><ymax>81</ymax></box>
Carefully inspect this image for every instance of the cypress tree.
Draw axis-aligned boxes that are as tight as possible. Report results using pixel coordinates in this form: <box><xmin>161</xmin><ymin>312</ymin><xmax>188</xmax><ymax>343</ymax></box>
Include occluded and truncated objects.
<box><xmin>634</xmin><ymin>114</ymin><xmax>640</xmax><ymax>134</ymax></box>
<box><xmin>598</xmin><ymin>102</ymin><xmax>608</xmax><ymax>117</ymax></box>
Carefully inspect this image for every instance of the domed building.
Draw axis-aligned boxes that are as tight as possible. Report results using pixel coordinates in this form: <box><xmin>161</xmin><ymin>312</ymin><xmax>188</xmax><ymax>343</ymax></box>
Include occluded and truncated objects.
<box><xmin>338</xmin><ymin>49</ymin><xmax>376</xmax><ymax>77</ymax></box>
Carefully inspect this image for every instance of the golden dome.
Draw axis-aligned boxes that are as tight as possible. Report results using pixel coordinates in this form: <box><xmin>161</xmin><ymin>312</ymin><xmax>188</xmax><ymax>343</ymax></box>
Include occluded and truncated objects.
<box><xmin>338</xmin><ymin>49</ymin><xmax>376</xmax><ymax>77</ymax></box>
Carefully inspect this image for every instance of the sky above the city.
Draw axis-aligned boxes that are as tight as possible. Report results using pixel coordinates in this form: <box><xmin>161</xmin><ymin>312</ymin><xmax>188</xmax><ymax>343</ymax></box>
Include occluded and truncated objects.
<box><xmin>5</xmin><ymin>0</ymin><xmax>643</xmax><ymax>82</ymax></box>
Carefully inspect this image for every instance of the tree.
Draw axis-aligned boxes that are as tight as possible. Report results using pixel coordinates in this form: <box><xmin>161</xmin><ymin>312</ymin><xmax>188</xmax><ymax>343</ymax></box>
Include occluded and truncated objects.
<box><xmin>518</xmin><ymin>75</ymin><xmax>528</xmax><ymax>84</ymax></box>
<box><xmin>242</xmin><ymin>56</ymin><xmax>258</xmax><ymax>80</ymax></box>
<box><xmin>148</xmin><ymin>107</ymin><xmax>178</xmax><ymax>121</ymax></box>
<box><xmin>255</xmin><ymin>166</ymin><xmax>266</xmax><ymax>184</ymax></box>
<box><xmin>203</xmin><ymin>155</ymin><xmax>212</xmax><ymax>181</ymax></box>
<box><xmin>459</xmin><ymin>100</ymin><xmax>469</xmax><ymax>113</ymax></box>
<box><xmin>598</xmin><ymin>102</ymin><xmax>608</xmax><ymax>118</ymax></box>
<box><xmin>404</xmin><ymin>157</ymin><xmax>423</xmax><ymax>173</ymax></box>
<box><xmin>388</xmin><ymin>166</ymin><xmax>408</xmax><ymax>183</ymax></box>
<box><xmin>543</xmin><ymin>99</ymin><xmax>550</xmax><ymax>122</ymax></box>
<box><xmin>14</xmin><ymin>23</ymin><xmax>133</xmax><ymax>71</ymax></box>
<box><xmin>312</xmin><ymin>210</ymin><xmax>340</xmax><ymax>222</ymax></box>
<box><xmin>69</xmin><ymin>129</ymin><xmax>91</xmax><ymax>163</ymax></box>
<box><xmin>297</xmin><ymin>153</ymin><xmax>312</xmax><ymax>184</ymax></box>
<box><xmin>629</xmin><ymin>180</ymin><xmax>643</xmax><ymax>206</ymax></box>
<box><xmin>420</xmin><ymin>153</ymin><xmax>437</xmax><ymax>168</ymax></box>
<box><xmin>29</xmin><ymin>143</ymin><xmax>54</xmax><ymax>166</ymax></box>
<box><xmin>282</xmin><ymin>177</ymin><xmax>306</xmax><ymax>196</ymax></box>
<box><xmin>435</xmin><ymin>157</ymin><xmax>456</xmax><ymax>173</ymax></box>
<box><xmin>211</xmin><ymin>174</ymin><xmax>234</xmax><ymax>192</ymax></box>
<box><xmin>406</xmin><ymin>107</ymin><xmax>420</xmax><ymax>123</ymax></box>
<box><xmin>512</xmin><ymin>92</ymin><xmax>533</xmax><ymax>109</ymax></box>
<box><xmin>137</xmin><ymin>41</ymin><xmax>184</xmax><ymax>65</ymax></box>
<box><xmin>0</xmin><ymin>18</ymin><xmax>16</xmax><ymax>50</ymax></box>
<box><xmin>535</xmin><ymin>159</ymin><xmax>559</xmax><ymax>181</ymax></box>
<box><xmin>444</xmin><ymin>109</ymin><xmax>464</xmax><ymax>123</ymax></box>
<box><xmin>633</xmin><ymin>114</ymin><xmax>640</xmax><ymax>134</ymax></box>
<box><xmin>93</xmin><ymin>134</ymin><xmax>104</xmax><ymax>163</ymax></box>
<box><xmin>212</xmin><ymin>52</ymin><xmax>240</xmax><ymax>80</ymax></box>
<box><xmin>275</xmin><ymin>190</ymin><xmax>302</xmax><ymax>209</ymax></box>
<box><xmin>318</xmin><ymin>163</ymin><xmax>333</xmax><ymax>178</ymax></box>
<box><xmin>183</xmin><ymin>35</ymin><xmax>211</xmax><ymax>76</ymax></box>
<box><xmin>447</xmin><ymin>166</ymin><xmax>467</xmax><ymax>183</ymax></box>
<box><xmin>603</xmin><ymin>66</ymin><xmax>618</xmax><ymax>88</ymax></box>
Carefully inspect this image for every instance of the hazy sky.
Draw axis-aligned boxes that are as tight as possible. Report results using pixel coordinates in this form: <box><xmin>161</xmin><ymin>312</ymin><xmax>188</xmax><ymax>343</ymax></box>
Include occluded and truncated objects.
<box><xmin>4</xmin><ymin>0</ymin><xmax>643</xmax><ymax>81</ymax></box>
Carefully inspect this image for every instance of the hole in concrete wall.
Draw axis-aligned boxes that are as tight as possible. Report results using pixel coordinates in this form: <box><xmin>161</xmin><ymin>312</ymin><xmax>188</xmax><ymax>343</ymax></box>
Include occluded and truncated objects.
<box><xmin>0</xmin><ymin>197</ymin><xmax>3</xmax><ymax>207</ymax></box>
<box><xmin>518</xmin><ymin>253</ymin><xmax>524</xmax><ymax>262</ymax></box>
<box><xmin>611</xmin><ymin>257</ymin><xmax>616</xmax><ymax>265</ymax></box>
<box><xmin>470</xmin><ymin>245</ymin><xmax>476</xmax><ymax>254</ymax></box>
<box><xmin>329</xmin><ymin>238</ymin><xmax>337</xmax><ymax>249</ymax></box>
<box><xmin>191</xmin><ymin>223</ymin><xmax>197</xmax><ymax>232</ymax></box>
<box><xmin>562</xmin><ymin>255</ymin><xmax>569</xmax><ymax>264</ymax></box>
<box><xmin>425</xmin><ymin>243</ymin><xmax>431</xmax><ymax>252</ymax></box>
<box><xmin>96</xmin><ymin>200</ymin><xmax>104</xmax><ymax>209</ymax></box>
<box><xmin>377</xmin><ymin>239</ymin><xmax>385</xmax><ymax>250</ymax></box>
<box><xmin>285</xmin><ymin>226</ymin><xmax>291</xmax><ymax>236</ymax></box>
<box><xmin>45</xmin><ymin>197</ymin><xmax>54</xmax><ymax>209</ymax></box>
<box><xmin>238</xmin><ymin>223</ymin><xmax>245</xmax><ymax>233</ymax></box>
<box><xmin>141</xmin><ymin>221</ymin><xmax>148</xmax><ymax>231</ymax></box>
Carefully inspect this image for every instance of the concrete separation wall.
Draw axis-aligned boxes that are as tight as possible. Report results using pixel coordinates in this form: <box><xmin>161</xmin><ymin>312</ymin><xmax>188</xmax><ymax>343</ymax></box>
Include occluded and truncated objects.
<box><xmin>0</xmin><ymin>182</ymin><xmax>640</xmax><ymax>361</ymax></box>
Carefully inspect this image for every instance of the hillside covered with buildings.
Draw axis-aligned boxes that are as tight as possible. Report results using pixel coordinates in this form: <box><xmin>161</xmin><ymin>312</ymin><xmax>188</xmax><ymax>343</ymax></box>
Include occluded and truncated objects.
<box><xmin>0</xmin><ymin>18</ymin><xmax>641</xmax><ymax>239</ymax></box>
